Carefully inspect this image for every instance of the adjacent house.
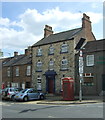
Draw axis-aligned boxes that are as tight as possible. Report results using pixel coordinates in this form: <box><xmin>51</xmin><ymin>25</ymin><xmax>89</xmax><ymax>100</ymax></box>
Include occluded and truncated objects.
<box><xmin>75</xmin><ymin>39</ymin><xmax>105</xmax><ymax>95</ymax></box>
<box><xmin>32</xmin><ymin>13</ymin><xmax>96</xmax><ymax>94</ymax></box>
<box><xmin>2</xmin><ymin>47</ymin><xmax>32</xmax><ymax>89</ymax></box>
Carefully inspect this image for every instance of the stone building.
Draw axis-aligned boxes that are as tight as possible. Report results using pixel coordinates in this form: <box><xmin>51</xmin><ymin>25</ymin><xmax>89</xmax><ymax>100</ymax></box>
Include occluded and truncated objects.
<box><xmin>32</xmin><ymin>13</ymin><xmax>96</xmax><ymax>94</ymax></box>
<box><xmin>2</xmin><ymin>47</ymin><xmax>32</xmax><ymax>89</ymax></box>
<box><xmin>75</xmin><ymin>39</ymin><xmax>105</xmax><ymax>95</ymax></box>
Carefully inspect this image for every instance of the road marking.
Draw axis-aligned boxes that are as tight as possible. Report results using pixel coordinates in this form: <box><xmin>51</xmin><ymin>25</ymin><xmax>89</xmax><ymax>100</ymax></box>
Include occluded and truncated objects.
<box><xmin>1</xmin><ymin>102</ymin><xmax>11</xmax><ymax>106</ymax></box>
<box><xmin>48</xmin><ymin>116</ymin><xmax>55</xmax><ymax>118</ymax></box>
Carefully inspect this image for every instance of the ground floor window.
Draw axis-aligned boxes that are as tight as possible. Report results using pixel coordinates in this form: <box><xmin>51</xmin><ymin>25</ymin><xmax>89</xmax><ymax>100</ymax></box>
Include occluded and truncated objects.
<box><xmin>83</xmin><ymin>77</ymin><xmax>94</xmax><ymax>86</ymax></box>
<box><xmin>11</xmin><ymin>83</ymin><xmax>19</xmax><ymax>88</ymax></box>
<box><xmin>37</xmin><ymin>76</ymin><xmax>42</xmax><ymax>90</ymax></box>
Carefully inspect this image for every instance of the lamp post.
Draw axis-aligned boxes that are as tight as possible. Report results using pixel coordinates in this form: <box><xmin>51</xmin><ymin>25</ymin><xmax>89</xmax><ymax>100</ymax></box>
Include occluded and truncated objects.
<box><xmin>75</xmin><ymin>38</ymin><xmax>85</xmax><ymax>102</ymax></box>
<box><xmin>79</xmin><ymin>50</ymin><xmax>84</xmax><ymax>102</ymax></box>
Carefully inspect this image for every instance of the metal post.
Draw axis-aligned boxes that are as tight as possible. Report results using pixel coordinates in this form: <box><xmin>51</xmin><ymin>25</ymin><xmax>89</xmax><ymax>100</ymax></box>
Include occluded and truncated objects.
<box><xmin>79</xmin><ymin>79</ymin><xmax>82</xmax><ymax>102</ymax></box>
<box><xmin>79</xmin><ymin>50</ymin><xmax>83</xmax><ymax>102</ymax></box>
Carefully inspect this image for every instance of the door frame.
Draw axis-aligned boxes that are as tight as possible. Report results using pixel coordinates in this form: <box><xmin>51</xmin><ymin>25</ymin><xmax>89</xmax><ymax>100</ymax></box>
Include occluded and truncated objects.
<box><xmin>46</xmin><ymin>75</ymin><xmax>55</xmax><ymax>94</ymax></box>
<box><xmin>44</xmin><ymin>70</ymin><xmax>57</xmax><ymax>94</ymax></box>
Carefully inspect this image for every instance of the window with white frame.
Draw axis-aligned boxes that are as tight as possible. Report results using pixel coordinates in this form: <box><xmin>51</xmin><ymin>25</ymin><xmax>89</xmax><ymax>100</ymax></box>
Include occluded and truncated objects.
<box><xmin>16</xmin><ymin>67</ymin><xmax>19</xmax><ymax>76</ymax></box>
<box><xmin>49</xmin><ymin>59</ymin><xmax>54</xmax><ymax>70</ymax></box>
<box><xmin>36</xmin><ymin>60</ymin><xmax>42</xmax><ymax>72</ymax></box>
<box><xmin>37</xmin><ymin>47</ymin><xmax>42</xmax><ymax>56</ymax></box>
<box><xmin>37</xmin><ymin>76</ymin><xmax>42</xmax><ymax>90</ymax></box>
<box><xmin>61</xmin><ymin>57</ymin><xmax>68</xmax><ymax>70</ymax></box>
<box><xmin>26</xmin><ymin>66</ymin><xmax>31</xmax><ymax>76</ymax></box>
<box><xmin>86</xmin><ymin>55</ymin><xmax>94</xmax><ymax>66</ymax></box>
<box><xmin>61</xmin><ymin>42</ymin><xmax>68</xmax><ymax>53</ymax></box>
<box><xmin>49</xmin><ymin>45</ymin><xmax>54</xmax><ymax>55</ymax></box>
<box><xmin>11</xmin><ymin>83</ymin><xmax>19</xmax><ymax>88</ymax></box>
<box><xmin>7</xmin><ymin>67</ymin><xmax>10</xmax><ymax>77</ymax></box>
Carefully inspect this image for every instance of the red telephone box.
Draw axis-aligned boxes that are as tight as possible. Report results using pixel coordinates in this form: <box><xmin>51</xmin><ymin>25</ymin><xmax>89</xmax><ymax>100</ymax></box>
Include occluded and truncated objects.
<box><xmin>62</xmin><ymin>77</ymin><xmax>74</xmax><ymax>101</ymax></box>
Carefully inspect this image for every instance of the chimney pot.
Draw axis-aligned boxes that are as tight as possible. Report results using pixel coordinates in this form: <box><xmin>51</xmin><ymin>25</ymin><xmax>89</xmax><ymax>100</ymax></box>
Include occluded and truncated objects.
<box><xmin>25</xmin><ymin>46</ymin><xmax>32</xmax><ymax>56</ymax></box>
<box><xmin>14</xmin><ymin>52</ymin><xmax>18</xmax><ymax>56</ymax></box>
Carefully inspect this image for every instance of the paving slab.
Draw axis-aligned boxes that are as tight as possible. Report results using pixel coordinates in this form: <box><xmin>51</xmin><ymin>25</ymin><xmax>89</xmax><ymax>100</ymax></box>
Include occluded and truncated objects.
<box><xmin>36</xmin><ymin>95</ymin><xmax>103</xmax><ymax>105</ymax></box>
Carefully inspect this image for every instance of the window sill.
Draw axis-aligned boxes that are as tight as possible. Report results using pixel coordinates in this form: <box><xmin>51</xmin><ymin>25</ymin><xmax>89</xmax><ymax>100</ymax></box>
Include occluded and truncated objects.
<box><xmin>60</xmin><ymin>51</ymin><xmax>68</xmax><ymax>54</ymax></box>
<box><xmin>36</xmin><ymin>70</ymin><xmax>42</xmax><ymax>72</ymax></box>
<box><xmin>36</xmin><ymin>55</ymin><xmax>42</xmax><ymax>57</ymax></box>
<box><xmin>26</xmin><ymin>75</ymin><xmax>31</xmax><ymax>77</ymax></box>
<box><xmin>86</xmin><ymin>65</ymin><xmax>94</xmax><ymax>67</ymax></box>
<box><xmin>48</xmin><ymin>53</ymin><xmax>54</xmax><ymax>55</ymax></box>
<box><xmin>60</xmin><ymin>68</ymin><xmax>69</xmax><ymax>71</ymax></box>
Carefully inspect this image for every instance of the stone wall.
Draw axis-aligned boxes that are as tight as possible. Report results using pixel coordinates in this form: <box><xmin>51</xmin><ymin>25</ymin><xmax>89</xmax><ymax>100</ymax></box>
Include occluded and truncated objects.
<box><xmin>32</xmin><ymin>39</ymin><xmax>75</xmax><ymax>93</ymax></box>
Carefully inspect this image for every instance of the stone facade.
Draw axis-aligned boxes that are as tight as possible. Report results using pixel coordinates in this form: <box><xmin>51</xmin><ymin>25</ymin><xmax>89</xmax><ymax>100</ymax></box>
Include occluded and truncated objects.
<box><xmin>32</xmin><ymin>40</ymin><xmax>75</xmax><ymax>93</ymax></box>
<box><xmin>32</xmin><ymin>13</ymin><xmax>96</xmax><ymax>94</ymax></box>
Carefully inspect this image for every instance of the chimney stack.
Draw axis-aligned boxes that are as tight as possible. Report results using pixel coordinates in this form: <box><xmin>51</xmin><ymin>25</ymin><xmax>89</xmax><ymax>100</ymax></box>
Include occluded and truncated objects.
<box><xmin>44</xmin><ymin>25</ymin><xmax>53</xmax><ymax>38</ymax></box>
<box><xmin>25</xmin><ymin>46</ymin><xmax>32</xmax><ymax>56</ymax></box>
<box><xmin>82</xmin><ymin>13</ymin><xmax>92</xmax><ymax>31</ymax></box>
<box><xmin>14</xmin><ymin>52</ymin><xmax>18</xmax><ymax>56</ymax></box>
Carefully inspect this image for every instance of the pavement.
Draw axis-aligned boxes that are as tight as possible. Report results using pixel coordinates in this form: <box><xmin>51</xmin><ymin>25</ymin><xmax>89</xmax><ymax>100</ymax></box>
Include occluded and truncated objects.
<box><xmin>1</xmin><ymin>95</ymin><xmax>104</xmax><ymax>105</ymax></box>
<box><xmin>36</xmin><ymin>95</ymin><xmax>104</xmax><ymax>105</ymax></box>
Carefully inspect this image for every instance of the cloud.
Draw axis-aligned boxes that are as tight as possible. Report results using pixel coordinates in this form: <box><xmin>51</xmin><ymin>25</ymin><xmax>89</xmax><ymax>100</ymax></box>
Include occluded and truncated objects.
<box><xmin>85</xmin><ymin>12</ymin><xmax>103</xmax><ymax>24</ymax></box>
<box><xmin>0</xmin><ymin>7</ymin><xmax>103</xmax><ymax>54</ymax></box>
<box><xmin>91</xmin><ymin>3</ymin><xmax>99</xmax><ymax>8</ymax></box>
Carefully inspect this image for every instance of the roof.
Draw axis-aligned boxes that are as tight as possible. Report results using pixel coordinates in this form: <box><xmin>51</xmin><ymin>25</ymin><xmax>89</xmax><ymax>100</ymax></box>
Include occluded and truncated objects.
<box><xmin>13</xmin><ymin>55</ymin><xmax>32</xmax><ymax>66</ymax></box>
<box><xmin>3</xmin><ymin>54</ymin><xmax>32</xmax><ymax>67</ymax></box>
<box><xmin>83</xmin><ymin>39</ymin><xmax>105</xmax><ymax>53</ymax></box>
<box><xmin>32</xmin><ymin>28</ymin><xmax>82</xmax><ymax>47</ymax></box>
<box><xmin>3</xmin><ymin>55</ymin><xmax>24</xmax><ymax>67</ymax></box>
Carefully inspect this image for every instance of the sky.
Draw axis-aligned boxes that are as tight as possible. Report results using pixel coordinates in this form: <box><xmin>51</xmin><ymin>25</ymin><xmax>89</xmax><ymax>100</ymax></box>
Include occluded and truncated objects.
<box><xmin>0</xmin><ymin>1</ymin><xmax>104</xmax><ymax>57</ymax></box>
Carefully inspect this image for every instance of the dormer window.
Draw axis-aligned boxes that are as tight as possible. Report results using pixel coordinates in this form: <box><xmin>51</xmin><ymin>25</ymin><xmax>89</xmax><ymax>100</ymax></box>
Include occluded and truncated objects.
<box><xmin>37</xmin><ymin>47</ymin><xmax>42</xmax><ymax>56</ymax></box>
<box><xmin>49</xmin><ymin>45</ymin><xmax>54</xmax><ymax>55</ymax></box>
<box><xmin>61</xmin><ymin>42</ymin><xmax>68</xmax><ymax>53</ymax></box>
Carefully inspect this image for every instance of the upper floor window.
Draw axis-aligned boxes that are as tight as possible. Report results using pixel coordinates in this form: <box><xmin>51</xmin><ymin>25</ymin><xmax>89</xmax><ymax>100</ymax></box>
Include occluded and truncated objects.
<box><xmin>16</xmin><ymin>67</ymin><xmax>19</xmax><ymax>76</ymax></box>
<box><xmin>61</xmin><ymin>42</ymin><xmax>68</xmax><ymax>53</ymax></box>
<box><xmin>61</xmin><ymin>57</ymin><xmax>68</xmax><ymax>70</ymax></box>
<box><xmin>37</xmin><ymin>47</ymin><xmax>42</xmax><ymax>56</ymax></box>
<box><xmin>36</xmin><ymin>60</ymin><xmax>42</xmax><ymax>72</ymax></box>
<box><xmin>49</xmin><ymin>59</ymin><xmax>54</xmax><ymax>70</ymax></box>
<box><xmin>26</xmin><ymin>66</ymin><xmax>31</xmax><ymax>76</ymax></box>
<box><xmin>48</xmin><ymin>45</ymin><xmax>54</xmax><ymax>55</ymax></box>
<box><xmin>7</xmin><ymin>67</ymin><xmax>10</xmax><ymax>77</ymax></box>
<box><xmin>86</xmin><ymin>55</ymin><xmax>94</xmax><ymax>66</ymax></box>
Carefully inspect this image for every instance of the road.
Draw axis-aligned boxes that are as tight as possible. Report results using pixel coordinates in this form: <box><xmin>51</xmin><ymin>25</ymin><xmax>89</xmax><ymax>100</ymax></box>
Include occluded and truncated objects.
<box><xmin>0</xmin><ymin>100</ymin><xmax>104</xmax><ymax>118</ymax></box>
